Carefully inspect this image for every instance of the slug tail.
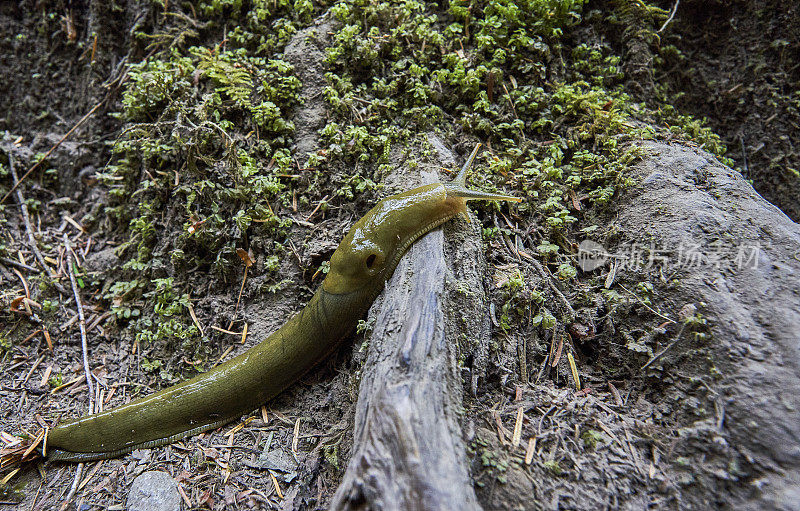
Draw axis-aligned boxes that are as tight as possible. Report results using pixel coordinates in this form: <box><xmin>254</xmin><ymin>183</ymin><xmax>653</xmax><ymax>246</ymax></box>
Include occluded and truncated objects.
<box><xmin>45</xmin><ymin>415</ymin><xmax>238</xmax><ymax>463</ymax></box>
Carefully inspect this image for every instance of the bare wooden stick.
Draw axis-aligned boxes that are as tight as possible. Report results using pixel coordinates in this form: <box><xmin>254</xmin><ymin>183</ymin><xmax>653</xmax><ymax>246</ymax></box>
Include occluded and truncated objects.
<box><xmin>0</xmin><ymin>257</ymin><xmax>37</xmax><ymax>273</ymax></box>
<box><xmin>4</xmin><ymin>150</ymin><xmax>69</xmax><ymax>295</ymax></box>
<box><xmin>7</xmin><ymin>152</ymin><xmax>50</xmax><ymax>272</ymax></box>
<box><xmin>658</xmin><ymin>0</ymin><xmax>680</xmax><ymax>32</ymax></box>
<box><xmin>63</xmin><ymin>234</ymin><xmax>95</xmax><ymax>415</ymax></box>
<box><xmin>59</xmin><ymin>463</ymin><xmax>84</xmax><ymax>511</ymax></box>
<box><xmin>640</xmin><ymin>323</ymin><xmax>687</xmax><ymax>371</ymax></box>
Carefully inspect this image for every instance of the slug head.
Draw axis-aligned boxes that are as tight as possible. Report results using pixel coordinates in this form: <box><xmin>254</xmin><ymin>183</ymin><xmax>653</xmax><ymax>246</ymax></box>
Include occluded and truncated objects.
<box><xmin>323</xmin><ymin>145</ymin><xmax>520</xmax><ymax>295</ymax></box>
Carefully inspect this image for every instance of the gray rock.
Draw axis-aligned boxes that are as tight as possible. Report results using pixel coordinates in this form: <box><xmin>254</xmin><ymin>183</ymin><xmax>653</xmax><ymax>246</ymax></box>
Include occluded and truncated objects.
<box><xmin>254</xmin><ymin>448</ymin><xmax>298</xmax><ymax>483</ymax></box>
<box><xmin>126</xmin><ymin>471</ymin><xmax>181</xmax><ymax>511</ymax></box>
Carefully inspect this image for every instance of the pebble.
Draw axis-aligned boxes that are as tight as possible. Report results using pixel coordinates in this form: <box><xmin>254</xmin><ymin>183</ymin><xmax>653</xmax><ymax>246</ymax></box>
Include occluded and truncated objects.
<box><xmin>126</xmin><ymin>471</ymin><xmax>181</xmax><ymax>511</ymax></box>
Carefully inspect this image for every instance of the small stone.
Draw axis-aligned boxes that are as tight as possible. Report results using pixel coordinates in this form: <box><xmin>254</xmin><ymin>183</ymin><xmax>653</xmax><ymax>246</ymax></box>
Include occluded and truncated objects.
<box><xmin>677</xmin><ymin>303</ymin><xmax>697</xmax><ymax>322</ymax></box>
<box><xmin>82</xmin><ymin>246</ymin><xmax>120</xmax><ymax>274</ymax></box>
<box><xmin>126</xmin><ymin>471</ymin><xmax>181</xmax><ymax>511</ymax></box>
<box><xmin>253</xmin><ymin>448</ymin><xmax>299</xmax><ymax>483</ymax></box>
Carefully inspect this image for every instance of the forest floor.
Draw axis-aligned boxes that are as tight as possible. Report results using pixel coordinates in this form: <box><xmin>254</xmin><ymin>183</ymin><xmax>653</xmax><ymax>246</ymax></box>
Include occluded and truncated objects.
<box><xmin>0</xmin><ymin>1</ymin><xmax>798</xmax><ymax>510</ymax></box>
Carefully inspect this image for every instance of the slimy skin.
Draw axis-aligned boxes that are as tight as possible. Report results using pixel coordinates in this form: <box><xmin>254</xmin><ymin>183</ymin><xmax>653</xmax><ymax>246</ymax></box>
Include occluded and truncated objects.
<box><xmin>46</xmin><ymin>146</ymin><xmax>519</xmax><ymax>462</ymax></box>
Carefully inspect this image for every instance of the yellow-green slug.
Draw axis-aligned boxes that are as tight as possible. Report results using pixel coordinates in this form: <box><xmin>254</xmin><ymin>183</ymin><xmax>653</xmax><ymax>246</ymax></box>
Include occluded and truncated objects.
<box><xmin>46</xmin><ymin>146</ymin><xmax>518</xmax><ymax>462</ymax></box>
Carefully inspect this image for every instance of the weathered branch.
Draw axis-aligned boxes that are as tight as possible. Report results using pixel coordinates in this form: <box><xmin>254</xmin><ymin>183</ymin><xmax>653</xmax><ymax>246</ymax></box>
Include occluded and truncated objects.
<box><xmin>331</xmin><ymin>139</ymin><xmax>485</xmax><ymax>511</ymax></box>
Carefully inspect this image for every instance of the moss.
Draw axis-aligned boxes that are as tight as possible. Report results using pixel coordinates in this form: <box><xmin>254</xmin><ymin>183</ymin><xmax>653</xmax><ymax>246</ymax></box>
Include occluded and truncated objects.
<box><xmin>0</xmin><ymin>334</ymin><xmax>11</xmax><ymax>356</ymax></box>
<box><xmin>92</xmin><ymin>2</ymin><xmax>316</xmax><ymax>358</ymax></box>
<box><xmin>319</xmin><ymin>1</ymin><xmax>665</xmax><ymax>285</ymax></box>
<box><xmin>92</xmin><ymin>0</ymin><xmax>734</xmax><ymax>381</ymax></box>
<box><xmin>323</xmin><ymin>442</ymin><xmax>341</xmax><ymax>470</ymax></box>
<box><xmin>134</xmin><ymin>278</ymin><xmax>199</xmax><ymax>351</ymax></box>
<box><xmin>48</xmin><ymin>373</ymin><xmax>63</xmax><ymax>389</ymax></box>
<box><xmin>543</xmin><ymin>459</ymin><xmax>563</xmax><ymax>475</ymax></box>
<box><xmin>105</xmin><ymin>45</ymin><xmax>301</xmax><ymax>268</ymax></box>
<box><xmin>498</xmin><ymin>269</ymin><xmax>526</xmax><ymax>333</ymax></box>
<box><xmin>479</xmin><ymin>443</ymin><xmax>510</xmax><ymax>483</ymax></box>
<box><xmin>581</xmin><ymin>429</ymin><xmax>603</xmax><ymax>449</ymax></box>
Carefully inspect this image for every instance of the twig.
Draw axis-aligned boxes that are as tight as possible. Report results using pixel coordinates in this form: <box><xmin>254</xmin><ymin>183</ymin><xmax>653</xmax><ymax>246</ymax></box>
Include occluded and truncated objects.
<box><xmin>658</xmin><ymin>0</ymin><xmax>680</xmax><ymax>33</ymax></box>
<box><xmin>64</xmin><ymin>234</ymin><xmax>95</xmax><ymax>414</ymax></box>
<box><xmin>5</xmin><ymin>150</ymin><xmax>69</xmax><ymax>295</ymax></box>
<box><xmin>739</xmin><ymin>136</ymin><xmax>750</xmax><ymax>178</ymax></box>
<box><xmin>59</xmin><ymin>463</ymin><xmax>84</xmax><ymax>511</ymax></box>
<box><xmin>227</xmin><ymin>266</ymin><xmax>248</xmax><ymax>330</ymax></box>
<box><xmin>8</xmin><ymin>150</ymin><xmax>48</xmax><ymax>273</ymax></box>
<box><xmin>640</xmin><ymin>323</ymin><xmax>687</xmax><ymax>371</ymax></box>
<box><xmin>10</xmin><ymin>267</ymin><xmax>42</xmax><ymax>325</ymax></box>
<box><xmin>537</xmin><ymin>405</ymin><xmax>557</xmax><ymax>436</ymax></box>
<box><xmin>0</xmin><ymin>257</ymin><xmax>37</xmax><ymax>273</ymax></box>
<box><xmin>29</xmin><ymin>478</ymin><xmax>44</xmax><ymax>510</ymax></box>
<box><xmin>529</xmin><ymin>256</ymin><xmax>575</xmax><ymax>323</ymax></box>
<box><xmin>23</xmin><ymin>353</ymin><xmax>46</xmax><ymax>385</ymax></box>
<box><xmin>12</xmin><ymin>267</ymin><xmax>30</xmax><ymax>297</ymax></box>
<box><xmin>209</xmin><ymin>325</ymin><xmax>243</xmax><ymax>336</ymax></box>
<box><xmin>1</xmin><ymin>99</ymin><xmax>104</xmax><ymax>204</ymax></box>
<box><xmin>535</xmin><ymin>353</ymin><xmax>550</xmax><ymax>383</ymax></box>
<box><xmin>618</xmin><ymin>283</ymin><xmax>675</xmax><ymax>324</ymax></box>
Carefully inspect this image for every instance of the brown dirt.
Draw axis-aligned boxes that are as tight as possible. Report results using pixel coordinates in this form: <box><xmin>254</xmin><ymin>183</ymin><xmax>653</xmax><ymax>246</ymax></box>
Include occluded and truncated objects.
<box><xmin>654</xmin><ymin>0</ymin><xmax>800</xmax><ymax>221</ymax></box>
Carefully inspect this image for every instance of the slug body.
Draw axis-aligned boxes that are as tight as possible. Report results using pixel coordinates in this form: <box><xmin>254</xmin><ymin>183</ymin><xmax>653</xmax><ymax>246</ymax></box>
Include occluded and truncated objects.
<box><xmin>46</xmin><ymin>149</ymin><xmax>518</xmax><ymax>462</ymax></box>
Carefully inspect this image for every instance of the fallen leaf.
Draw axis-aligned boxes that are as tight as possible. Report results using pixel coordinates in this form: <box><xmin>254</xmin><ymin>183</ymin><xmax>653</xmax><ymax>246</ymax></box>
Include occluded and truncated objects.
<box><xmin>236</xmin><ymin>248</ymin><xmax>254</xmax><ymax>267</ymax></box>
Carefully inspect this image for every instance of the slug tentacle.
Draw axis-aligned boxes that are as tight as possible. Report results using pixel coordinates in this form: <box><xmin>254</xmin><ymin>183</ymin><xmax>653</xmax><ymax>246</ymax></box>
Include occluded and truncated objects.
<box><xmin>445</xmin><ymin>144</ymin><xmax>522</xmax><ymax>204</ymax></box>
<box><xmin>443</xmin><ymin>183</ymin><xmax>521</xmax><ymax>203</ymax></box>
<box><xmin>40</xmin><ymin>144</ymin><xmax>519</xmax><ymax>463</ymax></box>
<box><xmin>454</xmin><ymin>143</ymin><xmax>482</xmax><ymax>185</ymax></box>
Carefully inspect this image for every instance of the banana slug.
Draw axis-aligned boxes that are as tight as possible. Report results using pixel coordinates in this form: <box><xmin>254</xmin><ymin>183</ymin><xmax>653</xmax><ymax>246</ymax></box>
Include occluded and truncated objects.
<box><xmin>45</xmin><ymin>146</ymin><xmax>519</xmax><ymax>462</ymax></box>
